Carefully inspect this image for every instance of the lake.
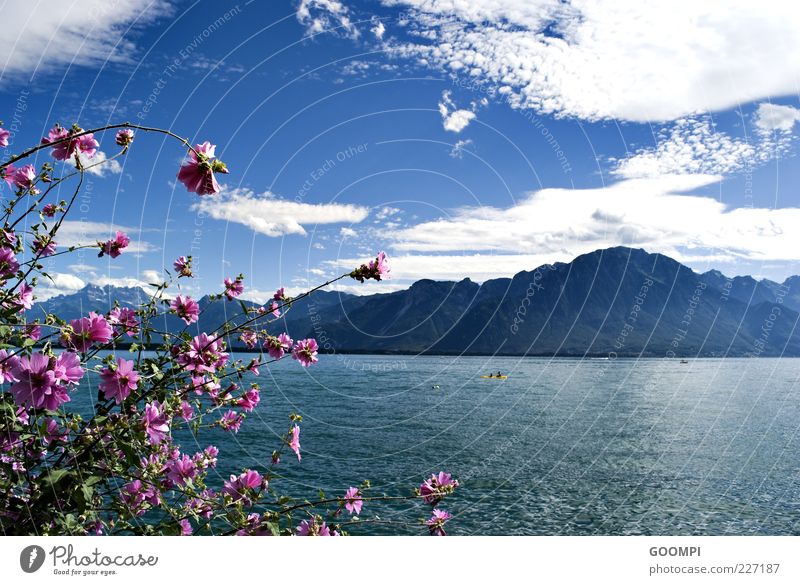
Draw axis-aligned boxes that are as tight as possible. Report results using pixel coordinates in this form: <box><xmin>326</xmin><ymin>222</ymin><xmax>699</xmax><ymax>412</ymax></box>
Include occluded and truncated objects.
<box><xmin>72</xmin><ymin>354</ymin><xmax>800</xmax><ymax>535</ymax></box>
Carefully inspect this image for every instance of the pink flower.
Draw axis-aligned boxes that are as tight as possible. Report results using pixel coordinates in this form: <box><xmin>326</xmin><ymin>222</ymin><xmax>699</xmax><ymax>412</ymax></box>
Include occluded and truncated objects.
<box><xmin>0</xmin><ymin>127</ymin><xmax>9</xmax><ymax>147</ymax></box>
<box><xmin>173</xmin><ymin>255</ymin><xmax>193</xmax><ymax>277</ymax></box>
<box><xmin>179</xmin><ymin>401</ymin><xmax>193</xmax><ymax>421</ymax></box>
<box><xmin>108</xmin><ymin>307</ymin><xmax>139</xmax><ymax>336</ymax></box>
<box><xmin>12</xmin><ymin>164</ymin><xmax>38</xmax><ymax>193</ymax></box>
<box><xmin>62</xmin><ymin>312</ymin><xmax>113</xmax><ymax>352</ymax></box>
<box><xmin>23</xmin><ymin>323</ymin><xmax>41</xmax><ymax>341</ymax></box>
<box><xmin>296</xmin><ymin>518</ymin><xmax>338</xmax><ymax>536</ymax></box>
<box><xmin>99</xmin><ymin>358</ymin><xmax>139</xmax><ymax>404</ymax></box>
<box><xmin>1</xmin><ymin>164</ymin><xmax>15</xmax><ymax>188</ymax></box>
<box><xmin>142</xmin><ymin>401</ymin><xmax>170</xmax><ymax>445</ymax></box>
<box><xmin>288</xmin><ymin>424</ymin><xmax>301</xmax><ymax>461</ymax></box>
<box><xmin>75</xmin><ymin>133</ymin><xmax>98</xmax><ymax>158</ymax></box>
<box><xmin>223</xmin><ymin>469</ymin><xmax>263</xmax><ymax>504</ymax></box>
<box><xmin>344</xmin><ymin>487</ymin><xmax>363</xmax><ymax>515</ymax></box>
<box><xmin>291</xmin><ymin>338</ymin><xmax>319</xmax><ymax>367</ymax></box>
<box><xmin>115</xmin><ymin>129</ymin><xmax>134</xmax><ymax>147</ymax></box>
<box><xmin>15</xmin><ymin>282</ymin><xmax>34</xmax><ymax>310</ymax></box>
<box><xmin>426</xmin><ymin>509</ymin><xmax>452</xmax><ymax>536</ymax></box>
<box><xmin>236</xmin><ymin>387</ymin><xmax>260</xmax><ymax>412</ymax></box>
<box><xmin>170</xmin><ymin>295</ymin><xmax>200</xmax><ymax>325</ymax></box>
<box><xmin>166</xmin><ymin>453</ymin><xmax>197</xmax><ymax>486</ymax></box>
<box><xmin>0</xmin><ymin>247</ymin><xmax>19</xmax><ymax>279</ymax></box>
<box><xmin>419</xmin><ymin>472</ymin><xmax>459</xmax><ymax>505</ymax></box>
<box><xmin>264</xmin><ymin>333</ymin><xmax>292</xmax><ymax>360</ymax></box>
<box><xmin>98</xmin><ymin>231</ymin><xmax>130</xmax><ymax>258</ymax></box>
<box><xmin>120</xmin><ymin>480</ymin><xmax>160</xmax><ymax>517</ymax></box>
<box><xmin>52</xmin><ymin>352</ymin><xmax>84</xmax><ymax>385</ymax></box>
<box><xmin>42</xmin><ymin>418</ymin><xmax>67</xmax><ymax>445</ymax></box>
<box><xmin>247</xmin><ymin>358</ymin><xmax>260</xmax><ymax>376</ymax></box>
<box><xmin>42</xmin><ymin>204</ymin><xmax>58</xmax><ymax>217</ymax></box>
<box><xmin>350</xmin><ymin>251</ymin><xmax>391</xmax><ymax>282</ymax></box>
<box><xmin>177</xmin><ymin>141</ymin><xmax>228</xmax><ymax>196</ymax></box>
<box><xmin>175</xmin><ymin>333</ymin><xmax>228</xmax><ymax>374</ymax></box>
<box><xmin>179</xmin><ymin>519</ymin><xmax>193</xmax><ymax>536</ymax></box>
<box><xmin>268</xmin><ymin>300</ymin><xmax>281</xmax><ymax>318</ymax></box>
<box><xmin>219</xmin><ymin>410</ymin><xmax>243</xmax><ymax>433</ymax></box>
<box><xmin>239</xmin><ymin>329</ymin><xmax>257</xmax><ymax>349</ymax></box>
<box><xmin>224</xmin><ymin>276</ymin><xmax>244</xmax><ymax>300</ymax></box>
<box><xmin>9</xmin><ymin>353</ymin><xmax>65</xmax><ymax>410</ymax></box>
<box><xmin>40</xmin><ymin>125</ymin><xmax>75</xmax><ymax>161</ymax></box>
<box><xmin>33</xmin><ymin>235</ymin><xmax>56</xmax><ymax>257</ymax></box>
<box><xmin>0</xmin><ymin>349</ymin><xmax>20</xmax><ymax>382</ymax></box>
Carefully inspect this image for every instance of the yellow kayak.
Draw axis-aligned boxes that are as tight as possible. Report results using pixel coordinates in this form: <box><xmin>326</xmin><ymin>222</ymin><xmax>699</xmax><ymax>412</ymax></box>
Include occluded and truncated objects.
<box><xmin>480</xmin><ymin>375</ymin><xmax>508</xmax><ymax>379</ymax></box>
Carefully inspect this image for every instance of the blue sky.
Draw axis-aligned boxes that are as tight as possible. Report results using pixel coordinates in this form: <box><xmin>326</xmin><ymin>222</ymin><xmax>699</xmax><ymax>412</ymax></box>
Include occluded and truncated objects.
<box><xmin>2</xmin><ymin>0</ymin><xmax>800</xmax><ymax>301</ymax></box>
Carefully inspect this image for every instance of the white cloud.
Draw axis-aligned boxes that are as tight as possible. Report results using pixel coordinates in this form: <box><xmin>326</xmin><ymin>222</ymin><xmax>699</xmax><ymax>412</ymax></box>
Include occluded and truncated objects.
<box><xmin>438</xmin><ymin>90</ymin><xmax>477</xmax><ymax>133</ymax></box>
<box><xmin>754</xmin><ymin>103</ymin><xmax>800</xmax><ymax>133</ymax></box>
<box><xmin>297</xmin><ymin>0</ymin><xmax>359</xmax><ymax>38</ymax></box>
<box><xmin>36</xmin><ymin>272</ymin><xmax>86</xmax><ymax>300</ymax></box>
<box><xmin>0</xmin><ymin>0</ymin><xmax>171</xmax><ymax>82</ymax></box>
<box><xmin>380</xmin><ymin>174</ymin><xmax>800</xmax><ymax>281</ymax></box>
<box><xmin>449</xmin><ymin>139</ymin><xmax>473</xmax><ymax>158</ymax></box>
<box><xmin>192</xmin><ymin>187</ymin><xmax>370</xmax><ymax>237</ymax></box>
<box><xmin>385</xmin><ymin>0</ymin><xmax>800</xmax><ymax>122</ymax></box>
<box><xmin>79</xmin><ymin>150</ymin><xmax>123</xmax><ymax>177</ymax></box>
<box><xmin>55</xmin><ymin>221</ymin><xmax>155</xmax><ymax>253</ymax></box>
<box><xmin>340</xmin><ymin>227</ymin><xmax>358</xmax><ymax>238</ymax></box>
<box><xmin>371</xmin><ymin>17</ymin><xmax>386</xmax><ymax>39</ymax></box>
<box><xmin>141</xmin><ymin>269</ymin><xmax>161</xmax><ymax>283</ymax></box>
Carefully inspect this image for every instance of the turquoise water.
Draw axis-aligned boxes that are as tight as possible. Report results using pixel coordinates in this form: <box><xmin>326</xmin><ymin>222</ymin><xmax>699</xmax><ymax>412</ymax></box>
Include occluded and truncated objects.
<box><xmin>71</xmin><ymin>354</ymin><xmax>800</xmax><ymax>535</ymax></box>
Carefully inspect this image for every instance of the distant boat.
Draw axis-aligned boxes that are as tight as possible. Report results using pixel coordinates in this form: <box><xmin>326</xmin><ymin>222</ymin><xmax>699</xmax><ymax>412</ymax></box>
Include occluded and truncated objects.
<box><xmin>680</xmin><ymin>359</ymin><xmax>689</xmax><ymax>364</ymax></box>
<box><xmin>480</xmin><ymin>375</ymin><xmax>508</xmax><ymax>379</ymax></box>
<box><xmin>431</xmin><ymin>385</ymin><xmax>441</xmax><ymax>389</ymax></box>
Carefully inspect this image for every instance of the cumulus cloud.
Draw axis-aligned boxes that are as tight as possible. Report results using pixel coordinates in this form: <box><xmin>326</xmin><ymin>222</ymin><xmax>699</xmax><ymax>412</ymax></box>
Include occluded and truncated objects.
<box><xmin>296</xmin><ymin>0</ymin><xmax>359</xmax><ymax>38</ymax></box>
<box><xmin>0</xmin><ymin>0</ymin><xmax>171</xmax><ymax>82</ymax></box>
<box><xmin>192</xmin><ymin>187</ymin><xmax>370</xmax><ymax>237</ymax></box>
<box><xmin>385</xmin><ymin>0</ymin><xmax>800</xmax><ymax>122</ymax></box>
<box><xmin>449</xmin><ymin>139</ymin><xmax>473</xmax><ymax>158</ymax></box>
<box><xmin>754</xmin><ymin>103</ymin><xmax>800</xmax><ymax>133</ymax></box>
<box><xmin>340</xmin><ymin>226</ymin><xmax>358</xmax><ymax>238</ymax></box>
<box><xmin>79</xmin><ymin>150</ymin><xmax>123</xmax><ymax>177</ymax></box>
<box><xmin>36</xmin><ymin>272</ymin><xmax>87</xmax><ymax>300</ymax></box>
<box><xmin>438</xmin><ymin>90</ymin><xmax>477</xmax><ymax>133</ymax></box>
<box><xmin>371</xmin><ymin>17</ymin><xmax>386</xmax><ymax>39</ymax></box>
<box><xmin>381</xmin><ymin>174</ymin><xmax>800</xmax><ymax>280</ymax></box>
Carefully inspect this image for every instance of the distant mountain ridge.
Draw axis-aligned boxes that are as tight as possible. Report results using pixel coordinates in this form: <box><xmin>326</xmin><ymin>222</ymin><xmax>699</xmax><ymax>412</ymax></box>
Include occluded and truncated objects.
<box><xmin>30</xmin><ymin>248</ymin><xmax>800</xmax><ymax>357</ymax></box>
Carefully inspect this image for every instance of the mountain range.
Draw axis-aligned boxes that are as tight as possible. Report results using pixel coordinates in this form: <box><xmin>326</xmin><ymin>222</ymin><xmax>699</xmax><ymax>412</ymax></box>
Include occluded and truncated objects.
<box><xmin>31</xmin><ymin>247</ymin><xmax>800</xmax><ymax>357</ymax></box>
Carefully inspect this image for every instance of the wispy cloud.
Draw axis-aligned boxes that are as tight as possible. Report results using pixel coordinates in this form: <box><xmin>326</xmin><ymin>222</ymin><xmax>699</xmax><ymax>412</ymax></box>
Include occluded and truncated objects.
<box><xmin>191</xmin><ymin>187</ymin><xmax>369</xmax><ymax>237</ymax></box>
<box><xmin>296</xmin><ymin>0</ymin><xmax>359</xmax><ymax>38</ymax></box>
<box><xmin>56</xmin><ymin>221</ymin><xmax>155</xmax><ymax>253</ymax></box>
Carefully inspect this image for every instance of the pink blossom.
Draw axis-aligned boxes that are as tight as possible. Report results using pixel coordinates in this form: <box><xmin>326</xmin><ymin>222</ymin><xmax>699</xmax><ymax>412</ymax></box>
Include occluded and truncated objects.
<box><xmin>288</xmin><ymin>424</ymin><xmax>301</xmax><ymax>461</ymax></box>
<box><xmin>166</xmin><ymin>454</ymin><xmax>197</xmax><ymax>486</ymax></box>
<box><xmin>99</xmin><ymin>231</ymin><xmax>130</xmax><ymax>258</ymax></box>
<box><xmin>224</xmin><ymin>276</ymin><xmax>244</xmax><ymax>300</ymax></box>
<box><xmin>236</xmin><ymin>387</ymin><xmax>260</xmax><ymax>412</ymax></box>
<box><xmin>265</xmin><ymin>333</ymin><xmax>292</xmax><ymax>360</ymax></box>
<box><xmin>120</xmin><ymin>480</ymin><xmax>160</xmax><ymax>516</ymax></box>
<box><xmin>223</xmin><ymin>469</ymin><xmax>263</xmax><ymax>504</ymax></box>
<box><xmin>291</xmin><ymin>338</ymin><xmax>319</xmax><ymax>367</ymax></box>
<box><xmin>40</xmin><ymin>125</ymin><xmax>74</xmax><ymax>161</ymax></box>
<box><xmin>75</xmin><ymin>133</ymin><xmax>99</xmax><ymax>158</ymax></box>
<box><xmin>52</xmin><ymin>352</ymin><xmax>84</xmax><ymax>386</ymax></box>
<box><xmin>9</xmin><ymin>353</ymin><xmax>65</xmax><ymax>410</ymax></box>
<box><xmin>23</xmin><ymin>323</ymin><xmax>41</xmax><ymax>341</ymax></box>
<box><xmin>42</xmin><ymin>418</ymin><xmax>67</xmax><ymax>445</ymax></box>
<box><xmin>426</xmin><ymin>509</ymin><xmax>452</xmax><ymax>536</ymax></box>
<box><xmin>173</xmin><ymin>255</ymin><xmax>193</xmax><ymax>277</ymax></box>
<box><xmin>15</xmin><ymin>282</ymin><xmax>34</xmax><ymax>310</ymax></box>
<box><xmin>419</xmin><ymin>472</ymin><xmax>459</xmax><ymax>505</ymax></box>
<box><xmin>0</xmin><ymin>127</ymin><xmax>9</xmax><ymax>147</ymax></box>
<box><xmin>0</xmin><ymin>247</ymin><xmax>19</xmax><ymax>279</ymax></box>
<box><xmin>179</xmin><ymin>401</ymin><xmax>193</xmax><ymax>420</ymax></box>
<box><xmin>99</xmin><ymin>358</ymin><xmax>139</xmax><ymax>404</ymax></box>
<box><xmin>0</xmin><ymin>349</ymin><xmax>20</xmax><ymax>382</ymax></box>
<box><xmin>247</xmin><ymin>358</ymin><xmax>260</xmax><ymax>376</ymax></box>
<box><xmin>239</xmin><ymin>329</ymin><xmax>257</xmax><ymax>349</ymax></box>
<box><xmin>268</xmin><ymin>300</ymin><xmax>281</xmax><ymax>318</ymax></box>
<box><xmin>296</xmin><ymin>518</ymin><xmax>338</xmax><ymax>536</ymax></box>
<box><xmin>12</xmin><ymin>164</ymin><xmax>39</xmax><ymax>193</ymax></box>
<box><xmin>62</xmin><ymin>312</ymin><xmax>113</xmax><ymax>352</ymax></box>
<box><xmin>200</xmin><ymin>445</ymin><xmax>218</xmax><ymax>468</ymax></box>
<box><xmin>179</xmin><ymin>519</ymin><xmax>193</xmax><ymax>535</ymax></box>
<box><xmin>33</xmin><ymin>235</ymin><xmax>56</xmax><ymax>257</ymax></box>
<box><xmin>170</xmin><ymin>295</ymin><xmax>200</xmax><ymax>325</ymax></box>
<box><xmin>344</xmin><ymin>487</ymin><xmax>363</xmax><ymax>515</ymax></box>
<box><xmin>176</xmin><ymin>333</ymin><xmax>229</xmax><ymax>374</ymax></box>
<box><xmin>350</xmin><ymin>251</ymin><xmax>391</xmax><ymax>282</ymax></box>
<box><xmin>219</xmin><ymin>410</ymin><xmax>243</xmax><ymax>433</ymax></box>
<box><xmin>142</xmin><ymin>401</ymin><xmax>170</xmax><ymax>445</ymax></box>
<box><xmin>177</xmin><ymin>141</ymin><xmax>228</xmax><ymax>196</ymax></box>
<box><xmin>108</xmin><ymin>307</ymin><xmax>139</xmax><ymax>336</ymax></box>
<box><xmin>42</xmin><ymin>204</ymin><xmax>58</xmax><ymax>217</ymax></box>
<box><xmin>1</xmin><ymin>164</ymin><xmax>15</xmax><ymax>188</ymax></box>
<box><xmin>115</xmin><ymin>129</ymin><xmax>134</xmax><ymax>147</ymax></box>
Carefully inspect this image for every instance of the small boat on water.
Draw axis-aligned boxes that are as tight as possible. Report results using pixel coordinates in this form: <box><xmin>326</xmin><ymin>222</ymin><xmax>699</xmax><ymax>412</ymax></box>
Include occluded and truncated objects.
<box><xmin>480</xmin><ymin>375</ymin><xmax>508</xmax><ymax>379</ymax></box>
<box><xmin>680</xmin><ymin>359</ymin><xmax>689</xmax><ymax>364</ymax></box>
